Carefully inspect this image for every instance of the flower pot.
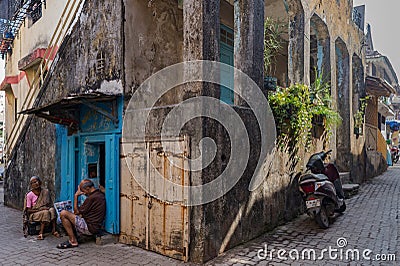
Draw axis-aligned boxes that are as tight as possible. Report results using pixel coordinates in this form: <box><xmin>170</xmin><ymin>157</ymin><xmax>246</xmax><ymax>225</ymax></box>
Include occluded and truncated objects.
<box><xmin>354</xmin><ymin>126</ymin><xmax>363</xmax><ymax>135</ymax></box>
<box><xmin>264</xmin><ymin>76</ymin><xmax>277</xmax><ymax>91</ymax></box>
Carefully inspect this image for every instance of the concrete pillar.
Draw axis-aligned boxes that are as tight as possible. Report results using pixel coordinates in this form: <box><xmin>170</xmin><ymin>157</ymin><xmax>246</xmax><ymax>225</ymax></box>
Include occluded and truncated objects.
<box><xmin>182</xmin><ymin>0</ymin><xmax>220</xmax><ymax>262</ymax></box>
<box><xmin>288</xmin><ymin>2</ymin><xmax>305</xmax><ymax>85</ymax></box>
<box><xmin>234</xmin><ymin>0</ymin><xmax>264</xmax><ymax>105</ymax></box>
<box><xmin>183</xmin><ymin>0</ymin><xmax>220</xmax><ymax>97</ymax></box>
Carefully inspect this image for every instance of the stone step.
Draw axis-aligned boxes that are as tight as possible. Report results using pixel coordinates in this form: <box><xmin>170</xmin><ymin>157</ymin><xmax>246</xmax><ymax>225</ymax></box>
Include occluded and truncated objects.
<box><xmin>342</xmin><ymin>183</ymin><xmax>360</xmax><ymax>199</ymax></box>
<box><xmin>339</xmin><ymin>172</ymin><xmax>351</xmax><ymax>184</ymax></box>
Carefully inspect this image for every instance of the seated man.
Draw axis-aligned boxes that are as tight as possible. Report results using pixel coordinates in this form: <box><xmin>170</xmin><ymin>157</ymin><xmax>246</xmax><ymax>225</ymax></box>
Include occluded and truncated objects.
<box><xmin>57</xmin><ymin>179</ymin><xmax>106</xmax><ymax>248</ymax></box>
<box><xmin>25</xmin><ymin>176</ymin><xmax>60</xmax><ymax>240</ymax></box>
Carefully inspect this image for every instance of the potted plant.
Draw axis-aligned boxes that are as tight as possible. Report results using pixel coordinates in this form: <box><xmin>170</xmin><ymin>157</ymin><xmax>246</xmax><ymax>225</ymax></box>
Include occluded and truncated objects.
<box><xmin>263</xmin><ymin>17</ymin><xmax>287</xmax><ymax>91</ymax></box>
<box><xmin>309</xmin><ymin>70</ymin><xmax>341</xmax><ymax>137</ymax></box>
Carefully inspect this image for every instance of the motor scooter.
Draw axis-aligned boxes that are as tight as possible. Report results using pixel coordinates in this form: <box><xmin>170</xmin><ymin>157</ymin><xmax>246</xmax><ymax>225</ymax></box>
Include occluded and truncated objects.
<box><xmin>390</xmin><ymin>146</ymin><xmax>399</xmax><ymax>164</ymax></box>
<box><xmin>298</xmin><ymin>150</ymin><xmax>346</xmax><ymax>228</ymax></box>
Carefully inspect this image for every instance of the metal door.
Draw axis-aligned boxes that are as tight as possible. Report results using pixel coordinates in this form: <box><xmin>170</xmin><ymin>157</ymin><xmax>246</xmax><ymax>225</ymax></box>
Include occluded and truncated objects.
<box><xmin>121</xmin><ymin>138</ymin><xmax>190</xmax><ymax>261</ymax></box>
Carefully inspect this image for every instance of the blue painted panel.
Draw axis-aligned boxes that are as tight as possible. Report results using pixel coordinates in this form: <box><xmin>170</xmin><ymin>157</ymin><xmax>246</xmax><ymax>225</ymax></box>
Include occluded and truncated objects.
<box><xmin>220</xmin><ymin>24</ymin><xmax>234</xmax><ymax>105</ymax></box>
<box><xmin>55</xmin><ymin>125</ymin><xmax>67</xmax><ymax>201</ymax></box>
<box><xmin>59</xmin><ymin>135</ymin><xmax>77</xmax><ymax>203</ymax></box>
<box><xmin>317</xmin><ymin>43</ymin><xmax>324</xmax><ymax>74</ymax></box>
<box><xmin>105</xmin><ymin>134</ymin><xmax>120</xmax><ymax>234</ymax></box>
<box><xmin>59</xmin><ymin>96</ymin><xmax>122</xmax><ymax>234</ymax></box>
<box><xmin>80</xmin><ymin>101</ymin><xmax>118</xmax><ymax>133</ymax></box>
<box><xmin>80</xmin><ymin>135</ymin><xmax>104</xmax><ymax>188</ymax></box>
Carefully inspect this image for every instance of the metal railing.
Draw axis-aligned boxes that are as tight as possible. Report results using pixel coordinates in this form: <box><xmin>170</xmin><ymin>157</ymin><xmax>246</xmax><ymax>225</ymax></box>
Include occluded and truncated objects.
<box><xmin>5</xmin><ymin>0</ymin><xmax>84</xmax><ymax>159</ymax></box>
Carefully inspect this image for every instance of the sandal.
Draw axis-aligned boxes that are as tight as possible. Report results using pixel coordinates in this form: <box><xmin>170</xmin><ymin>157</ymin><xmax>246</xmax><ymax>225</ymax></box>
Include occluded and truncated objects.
<box><xmin>52</xmin><ymin>231</ymin><xmax>61</xmax><ymax>238</ymax></box>
<box><xmin>37</xmin><ymin>234</ymin><xmax>44</xmax><ymax>240</ymax></box>
<box><xmin>57</xmin><ymin>240</ymin><xmax>78</xmax><ymax>249</ymax></box>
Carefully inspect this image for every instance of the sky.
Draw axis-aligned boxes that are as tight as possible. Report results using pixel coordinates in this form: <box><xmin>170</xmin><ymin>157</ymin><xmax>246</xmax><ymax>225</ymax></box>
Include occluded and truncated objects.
<box><xmin>353</xmin><ymin>0</ymin><xmax>400</xmax><ymax>78</ymax></box>
<box><xmin>0</xmin><ymin>1</ymin><xmax>399</xmax><ymax>82</ymax></box>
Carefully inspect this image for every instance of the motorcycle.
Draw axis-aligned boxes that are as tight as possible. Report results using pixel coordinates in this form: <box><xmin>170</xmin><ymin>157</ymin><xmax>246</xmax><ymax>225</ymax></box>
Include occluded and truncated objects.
<box><xmin>390</xmin><ymin>146</ymin><xmax>399</xmax><ymax>164</ymax></box>
<box><xmin>298</xmin><ymin>150</ymin><xmax>346</xmax><ymax>228</ymax></box>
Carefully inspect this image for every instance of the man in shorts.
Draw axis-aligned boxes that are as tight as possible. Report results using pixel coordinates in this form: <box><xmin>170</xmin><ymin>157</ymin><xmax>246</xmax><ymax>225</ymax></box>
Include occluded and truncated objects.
<box><xmin>57</xmin><ymin>179</ymin><xmax>106</xmax><ymax>248</ymax></box>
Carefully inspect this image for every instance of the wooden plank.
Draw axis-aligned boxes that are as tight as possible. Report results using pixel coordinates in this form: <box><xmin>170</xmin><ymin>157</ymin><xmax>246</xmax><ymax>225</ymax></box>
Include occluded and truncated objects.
<box><xmin>119</xmin><ymin>142</ymin><xmax>147</xmax><ymax>247</ymax></box>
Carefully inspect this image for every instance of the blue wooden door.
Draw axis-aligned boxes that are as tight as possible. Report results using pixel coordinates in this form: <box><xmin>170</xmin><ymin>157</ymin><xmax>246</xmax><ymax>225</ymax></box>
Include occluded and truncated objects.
<box><xmin>220</xmin><ymin>25</ymin><xmax>234</xmax><ymax>104</ymax></box>
<box><xmin>60</xmin><ymin>135</ymin><xmax>78</xmax><ymax>202</ymax></box>
<box><xmin>105</xmin><ymin>134</ymin><xmax>120</xmax><ymax>234</ymax></box>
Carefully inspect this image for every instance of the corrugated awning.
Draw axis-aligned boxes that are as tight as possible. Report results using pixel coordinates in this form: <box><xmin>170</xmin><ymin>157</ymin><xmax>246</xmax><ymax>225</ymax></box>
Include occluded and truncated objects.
<box><xmin>366</xmin><ymin>75</ymin><xmax>396</xmax><ymax>97</ymax></box>
<box><xmin>20</xmin><ymin>93</ymin><xmax>118</xmax><ymax>129</ymax></box>
<box><xmin>378</xmin><ymin>101</ymin><xmax>395</xmax><ymax>117</ymax></box>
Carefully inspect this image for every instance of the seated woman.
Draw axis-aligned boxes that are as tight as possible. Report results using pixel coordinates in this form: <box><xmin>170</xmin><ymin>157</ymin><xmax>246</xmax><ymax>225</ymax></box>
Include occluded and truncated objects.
<box><xmin>26</xmin><ymin>176</ymin><xmax>60</xmax><ymax>240</ymax></box>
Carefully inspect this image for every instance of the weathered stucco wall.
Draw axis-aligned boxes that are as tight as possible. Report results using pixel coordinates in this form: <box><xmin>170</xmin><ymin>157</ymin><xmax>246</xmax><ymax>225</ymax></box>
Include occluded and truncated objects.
<box><xmin>120</xmin><ymin>0</ymin><xmax>366</xmax><ymax>263</ymax></box>
<box><xmin>4</xmin><ymin>118</ymin><xmax>56</xmax><ymax>209</ymax></box>
<box><xmin>123</xmin><ymin>0</ymin><xmax>183</xmax><ymax>99</ymax></box>
<box><xmin>4</xmin><ymin>0</ymin><xmax>123</xmax><ymax>209</ymax></box>
<box><xmin>41</xmin><ymin>0</ymin><xmax>123</xmax><ymax>103</ymax></box>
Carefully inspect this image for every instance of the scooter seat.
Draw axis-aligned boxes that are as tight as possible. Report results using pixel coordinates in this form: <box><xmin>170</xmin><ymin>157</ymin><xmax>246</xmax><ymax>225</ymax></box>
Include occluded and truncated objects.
<box><xmin>314</xmin><ymin>174</ymin><xmax>329</xmax><ymax>181</ymax></box>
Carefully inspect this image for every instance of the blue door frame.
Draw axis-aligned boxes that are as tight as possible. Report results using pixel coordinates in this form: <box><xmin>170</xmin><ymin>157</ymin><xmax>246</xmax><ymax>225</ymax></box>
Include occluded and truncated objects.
<box><xmin>220</xmin><ymin>24</ymin><xmax>234</xmax><ymax>105</ymax></box>
<box><xmin>59</xmin><ymin>97</ymin><xmax>122</xmax><ymax>234</ymax></box>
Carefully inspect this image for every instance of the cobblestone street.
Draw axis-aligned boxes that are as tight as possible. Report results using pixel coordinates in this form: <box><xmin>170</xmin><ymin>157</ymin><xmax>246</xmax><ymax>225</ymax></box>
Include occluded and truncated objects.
<box><xmin>1</xmin><ymin>166</ymin><xmax>399</xmax><ymax>265</ymax></box>
<box><xmin>207</xmin><ymin>166</ymin><xmax>400</xmax><ymax>266</ymax></box>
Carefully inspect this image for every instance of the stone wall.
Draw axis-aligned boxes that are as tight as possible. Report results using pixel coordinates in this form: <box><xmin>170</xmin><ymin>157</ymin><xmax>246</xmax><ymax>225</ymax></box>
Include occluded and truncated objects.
<box><xmin>4</xmin><ymin>0</ymin><xmax>123</xmax><ymax>209</ymax></box>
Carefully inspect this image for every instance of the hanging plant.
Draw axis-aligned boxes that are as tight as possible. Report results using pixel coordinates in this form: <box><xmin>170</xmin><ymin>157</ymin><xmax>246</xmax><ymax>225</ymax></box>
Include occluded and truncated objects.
<box><xmin>268</xmin><ymin>84</ymin><xmax>313</xmax><ymax>158</ymax></box>
<box><xmin>309</xmin><ymin>71</ymin><xmax>342</xmax><ymax>136</ymax></box>
<box><xmin>264</xmin><ymin>17</ymin><xmax>287</xmax><ymax>77</ymax></box>
<box><xmin>268</xmin><ymin>72</ymin><xmax>341</xmax><ymax>166</ymax></box>
<box><xmin>353</xmin><ymin>96</ymin><xmax>370</xmax><ymax>135</ymax></box>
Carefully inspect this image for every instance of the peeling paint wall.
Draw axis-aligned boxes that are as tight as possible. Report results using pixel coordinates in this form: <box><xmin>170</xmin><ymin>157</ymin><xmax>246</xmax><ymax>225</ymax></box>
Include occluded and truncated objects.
<box><xmin>120</xmin><ymin>0</ymin><xmax>366</xmax><ymax>263</ymax></box>
<box><xmin>4</xmin><ymin>0</ymin><xmax>123</xmax><ymax>209</ymax></box>
<box><xmin>123</xmin><ymin>0</ymin><xmax>183</xmax><ymax>99</ymax></box>
<box><xmin>335</xmin><ymin>38</ymin><xmax>351</xmax><ymax>172</ymax></box>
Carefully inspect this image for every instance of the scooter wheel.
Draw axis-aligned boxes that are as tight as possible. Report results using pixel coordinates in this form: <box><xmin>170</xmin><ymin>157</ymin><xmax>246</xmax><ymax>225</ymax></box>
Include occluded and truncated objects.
<box><xmin>315</xmin><ymin>206</ymin><xmax>329</xmax><ymax>229</ymax></box>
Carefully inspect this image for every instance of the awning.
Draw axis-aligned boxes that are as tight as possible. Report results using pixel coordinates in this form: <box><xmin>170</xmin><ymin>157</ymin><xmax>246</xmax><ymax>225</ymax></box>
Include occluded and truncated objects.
<box><xmin>20</xmin><ymin>93</ymin><xmax>118</xmax><ymax>129</ymax></box>
<box><xmin>366</xmin><ymin>76</ymin><xmax>396</xmax><ymax>97</ymax></box>
<box><xmin>378</xmin><ymin>101</ymin><xmax>395</xmax><ymax>117</ymax></box>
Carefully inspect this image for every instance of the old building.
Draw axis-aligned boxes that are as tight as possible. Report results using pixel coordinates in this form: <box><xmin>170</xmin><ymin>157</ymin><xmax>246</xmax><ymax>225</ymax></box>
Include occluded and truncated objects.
<box><xmin>1</xmin><ymin>0</ymin><xmax>367</xmax><ymax>263</ymax></box>
<box><xmin>363</xmin><ymin>24</ymin><xmax>398</xmax><ymax>176</ymax></box>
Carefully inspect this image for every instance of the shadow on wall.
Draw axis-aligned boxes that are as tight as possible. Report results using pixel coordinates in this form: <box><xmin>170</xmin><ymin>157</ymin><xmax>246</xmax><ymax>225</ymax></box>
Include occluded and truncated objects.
<box><xmin>200</xmin><ymin>152</ymin><xmax>305</xmax><ymax>262</ymax></box>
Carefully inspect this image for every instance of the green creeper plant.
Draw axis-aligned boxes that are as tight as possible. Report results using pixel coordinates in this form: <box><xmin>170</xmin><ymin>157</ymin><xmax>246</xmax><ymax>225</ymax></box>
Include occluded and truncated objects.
<box><xmin>353</xmin><ymin>96</ymin><xmax>370</xmax><ymax>132</ymax></box>
<box><xmin>267</xmin><ymin>71</ymin><xmax>341</xmax><ymax>167</ymax></box>
<box><xmin>264</xmin><ymin>17</ymin><xmax>287</xmax><ymax>76</ymax></box>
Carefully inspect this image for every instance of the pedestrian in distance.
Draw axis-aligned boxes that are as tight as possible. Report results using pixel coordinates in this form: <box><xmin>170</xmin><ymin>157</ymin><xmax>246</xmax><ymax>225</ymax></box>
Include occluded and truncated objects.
<box><xmin>57</xmin><ymin>179</ymin><xmax>106</xmax><ymax>249</ymax></box>
<box><xmin>24</xmin><ymin>176</ymin><xmax>61</xmax><ymax>240</ymax></box>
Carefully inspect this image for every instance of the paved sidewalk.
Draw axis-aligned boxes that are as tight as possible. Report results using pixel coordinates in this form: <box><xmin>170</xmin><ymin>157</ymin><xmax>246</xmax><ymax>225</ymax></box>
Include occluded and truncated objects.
<box><xmin>1</xmin><ymin>165</ymin><xmax>399</xmax><ymax>265</ymax></box>
<box><xmin>0</xmin><ymin>182</ymin><xmax>185</xmax><ymax>266</ymax></box>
